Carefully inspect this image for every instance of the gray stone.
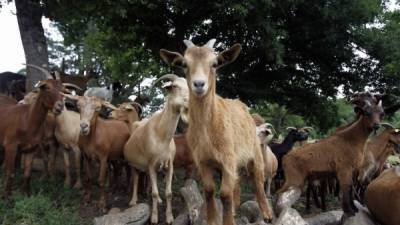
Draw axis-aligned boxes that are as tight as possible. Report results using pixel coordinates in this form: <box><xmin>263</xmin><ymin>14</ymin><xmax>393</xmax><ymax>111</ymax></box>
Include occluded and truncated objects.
<box><xmin>172</xmin><ymin>214</ymin><xmax>190</xmax><ymax>225</ymax></box>
<box><xmin>179</xmin><ymin>179</ymin><xmax>204</xmax><ymax>222</ymax></box>
<box><xmin>342</xmin><ymin>202</ymin><xmax>377</xmax><ymax>225</ymax></box>
<box><xmin>236</xmin><ymin>216</ymin><xmax>250</xmax><ymax>225</ymax></box>
<box><xmin>192</xmin><ymin>199</ymin><xmax>223</xmax><ymax>225</ymax></box>
<box><xmin>274</xmin><ymin>208</ymin><xmax>307</xmax><ymax>225</ymax></box>
<box><xmin>239</xmin><ymin>200</ymin><xmax>263</xmax><ymax>223</ymax></box>
<box><xmin>305</xmin><ymin>210</ymin><xmax>343</xmax><ymax>225</ymax></box>
<box><xmin>93</xmin><ymin>203</ymin><xmax>150</xmax><ymax>225</ymax></box>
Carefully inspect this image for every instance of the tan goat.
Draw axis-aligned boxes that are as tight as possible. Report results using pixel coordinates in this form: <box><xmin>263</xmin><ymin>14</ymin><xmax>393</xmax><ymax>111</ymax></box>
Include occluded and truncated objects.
<box><xmin>123</xmin><ymin>74</ymin><xmax>188</xmax><ymax>224</ymax></box>
<box><xmin>277</xmin><ymin>99</ymin><xmax>384</xmax><ymax>216</ymax></box>
<box><xmin>365</xmin><ymin>166</ymin><xmax>400</xmax><ymax>225</ymax></box>
<box><xmin>256</xmin><ymin>123</ymin><xmax>278</xmax><ymax>197</ymax></box>
<box><xmin>160</xmin><ymin>39</ymin><xmax>273</xmax><ymax>225</ymax></box>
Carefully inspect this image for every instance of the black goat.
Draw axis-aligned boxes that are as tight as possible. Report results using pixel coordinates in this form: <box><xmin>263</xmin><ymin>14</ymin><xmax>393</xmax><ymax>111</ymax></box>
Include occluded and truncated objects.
<box><xmin>0</xmin><ymin>72</ymin><xmax>26</xmax><ymax>101</ymax></box>
<box><xmin>269</xmin><ymin>127</ymin><xmax>309</xmax><ymax>187</ymax></box>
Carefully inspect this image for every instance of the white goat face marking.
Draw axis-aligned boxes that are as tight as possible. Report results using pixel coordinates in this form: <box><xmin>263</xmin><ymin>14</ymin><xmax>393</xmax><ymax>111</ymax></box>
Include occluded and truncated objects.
<box><xmin>77</xmin><ymin>96</ymin><xmax>102</xmax><ymax>136</ymax></box>
<box><xmin>168</xmin><ymin>77</ymin><xmax>189</xmax><ymax>110</ymax></box>
<box><xmin>183</xmin><ymin>47</ymin><xmax>217</xmax><ymax>97</ymax></box>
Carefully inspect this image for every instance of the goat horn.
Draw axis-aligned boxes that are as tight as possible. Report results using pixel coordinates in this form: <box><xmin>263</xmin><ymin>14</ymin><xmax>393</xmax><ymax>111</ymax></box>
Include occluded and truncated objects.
<box><xmin>378</xmin><ymin>100</ymin><xmax>382</xmax><ymax>108</ymax></box>
<box><xmin>62</xmin><ymin>83</ymin><xmax>82</xmax><ymax>91</ymax></box>
<box><xmin>183</xmin><ymin>40</ymin><xmax>195</xmax><ymax>48</ymax></box>
<box><xmin>203</xmin><ymin>39</ymin><xmax>216</xmax><ymax>49</ymax></box>
<box><xmin>25</xmin><ymin>63</ymin><xmax>53</xmax><ymax>79</ymax></box>
<box><xmin>62</xmin><ymin>93</ymin><xmax>80</xmax><ymax>100</ymax></box>
<box><xmin>380</xmin><ymin>123</ymin><xmax>395</xmax><ymax>130</ymax></box>
<box><xmin>152</xmin><ymin>74</ymin><xmax>179</xmax><ymax>89</ymax></box>
<box><xmin>129</xmin><ymin>102</ymin><xmax>143</xmax><ymax>114</ymax></box>
<box><xmin>54</xmin><ymin>71</ymin><xmax>61</xmax><ymax>80</ymax></box>
<box><xmin>302</xmin><ymin>126</ymin><xmax>314</xmax><ymax>132</ymax></box>
<box><xmin>102</xmin><ymin>101</ymin><xmax>117</xmax><ymax>110</ymax></box>
<box><xmin>263</xmin><ymin>123</ymin><xmax>277</xmax><ymax>135</ymax></box>
<box><xmin>286</xmin><ymin>126</ymin><xmax>297</xmax><ymax>131</ymax></box>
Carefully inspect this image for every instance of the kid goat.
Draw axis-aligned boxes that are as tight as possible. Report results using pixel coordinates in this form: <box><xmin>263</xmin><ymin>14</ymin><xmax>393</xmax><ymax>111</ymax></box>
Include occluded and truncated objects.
<box><xmin>160</xmin><ymin>39</ymin><xmax>273</xmax><ymax>225</ymax></box>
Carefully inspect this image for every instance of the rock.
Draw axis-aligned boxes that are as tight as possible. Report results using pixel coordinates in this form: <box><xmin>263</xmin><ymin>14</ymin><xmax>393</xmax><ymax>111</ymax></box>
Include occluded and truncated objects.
<box><xmin>236</xmin><ymin>216</ymin><xmax>249</xmax><ymax>225</ymax></box>
<box><xmin>179</xmin><ymin>179</ymin><xmax>204</xmax><ymax>222</ymax></box>
<box><xmin>342</xmin><ymin>201</ymin><xmax>377</xmax><ymax>225</ymax></box>
<box><xmin>108</xmin><ymin>207</ymin><xmax>121</xmax><ymax>214</ymax></box>
<box><xmin>93</xmin><ymin>203</ymin><xmax>150</xmax><ymax>225</ymax></box>
<box><xmin>274</xmin><ymin>208</ymin><xmax>307</xmax><ymax>225</ymax></box>
<box><xmin>305</xmin><ymin>210</ymin><xmax>343</xmax><ymax>225</ymax></box>
<box><xmin>192</xmin><ymin>199</ymin><xmax>223</xmax><ymax>225</ymax></box>
<box><xmin>239</xmin><ymin>200</ymin><xmax>263</xmax><ymax>223</ymax></box>
<box><xmin>172</xmin><ymin>214</ymin><xmax>190</xmax><ymax>225</ymax></box>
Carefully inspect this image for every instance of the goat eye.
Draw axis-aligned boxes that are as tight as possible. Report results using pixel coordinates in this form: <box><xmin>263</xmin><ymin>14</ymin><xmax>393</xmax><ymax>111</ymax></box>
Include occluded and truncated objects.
<box><xmin>211</xmin><ymin>61</ymin><xmax>218</xmax><ymax>68</ymax></box>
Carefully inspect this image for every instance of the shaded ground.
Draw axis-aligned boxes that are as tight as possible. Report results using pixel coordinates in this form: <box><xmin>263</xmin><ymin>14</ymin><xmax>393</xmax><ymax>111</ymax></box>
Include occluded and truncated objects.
<box><xmin>0</xmin><ymin>164</ymin><xmax>343</xmax><ymax>225</ymax></box>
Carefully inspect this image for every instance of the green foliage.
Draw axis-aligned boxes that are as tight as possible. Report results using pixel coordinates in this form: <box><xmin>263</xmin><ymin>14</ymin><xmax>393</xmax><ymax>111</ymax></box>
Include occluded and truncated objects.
<box><xmin>24</xmin><ymin>0</ymin><xmax>400</xmax><ymax>131</ymax></box>
<box><xmin>0</xmin><ymin>175</ymin><xmax>81</xmax><ymax>225</ymax></box>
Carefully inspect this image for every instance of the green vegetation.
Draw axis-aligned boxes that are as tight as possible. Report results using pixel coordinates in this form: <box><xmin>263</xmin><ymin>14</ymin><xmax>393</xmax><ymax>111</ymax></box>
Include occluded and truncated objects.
<box><xmin>0</xmin><ymin>173</ymin><xmax>82</xmax><ymax>225</ymax></box>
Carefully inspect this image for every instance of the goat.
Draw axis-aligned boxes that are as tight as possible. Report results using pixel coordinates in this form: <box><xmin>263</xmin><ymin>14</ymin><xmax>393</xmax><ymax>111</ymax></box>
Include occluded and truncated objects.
<box><xmin>84</xmin><ymin>83</ymin><xmax>113</xmax><ymax>102</ymax></box>
<box><xmin>365</xmin><ymin>166</ymin><xmax>400</xmax><ymax>225</ymax></box>
<box><xmin>276</xmin><ymin>98</ymin><xmax>384</xmax><ymax>217</ymax></box>
<box><xmin>123</xmin><ymin>74</ymin><xmax>189</xmax><ymax>224</ymax></box>
<box><xmin>355</xmin><ymin>123</ymin><xmax>400</xmax><ymax>202</ymax></box>
<box><xmin>160</xmin><ymin>39</ymin><xmax>273</xmax><ymax>225</ymax></box>
<box><xmin>256</xmin><ymin>123</ymin><xmax>278</xmax><ymax>197</ymax></box>
<box><xmin>269</xmin><ymin>127</ymin><xmax>309</xmax><ymax>188</ymax></box>
<box><xmin>53</xmin><ymin>105</ymin><xmax>83</xmax><ymax>189</ymax></box>
<box><xmin>110</xmin><ymin>102</ymin><xmax>143</xmax><ymax>132</ymax></box>
<box><xmin>0</xmin><ymin>95</ymin><xmax>17</xmax><ymax>107</ymax></box>
<box><xmin>173</xmin><ymin>130</ymin><xmax>195</xmax><ymax>180</ymax></box>
<box><xmin>0</xmin><ymin>72</ymin><xmax>26</xmax><ymax>101</ymax></box>
<box><xmin>251</xmin><ymin>113</ymin><xmax>265</xmax><ymax>126</ymax></box>
<box><xmin>0</xmin><ymin>75</ymin><xmax>66</xmax><ymax>199</ymax></box>
<box><xmin>66</xmin><ymin>95</ymin><xmax>129</xmax><ymax>210</ymax></box>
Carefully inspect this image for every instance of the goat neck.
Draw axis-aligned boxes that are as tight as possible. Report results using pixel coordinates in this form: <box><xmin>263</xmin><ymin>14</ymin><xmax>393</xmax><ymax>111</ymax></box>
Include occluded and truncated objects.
<box><xmin>156</xmin><ymin>100</ymin><xmax>182</xmax><ymax>141</ymax></box>
<box><xmin>339</xmin><ymin>115</ymin><xmax>372</xmax><ymax>144</ymax></box>
<box><xmin>368</xmin><ymin>130</ymin><xmax>392</xmax><ymax>160</ymax></box>
<box><xmin>188</xmin><ymin>80</ymin><xmax>217</xmax><ymax>132</ymax></box>
<box><xmin>27</xmin><ymin>94</ymin><xmax>50</xmax><ymax>135</ymax></box>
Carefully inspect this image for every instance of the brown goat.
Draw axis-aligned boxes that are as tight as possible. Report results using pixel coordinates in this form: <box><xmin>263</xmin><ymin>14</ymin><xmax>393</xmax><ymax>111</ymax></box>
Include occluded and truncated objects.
<box><xmin>173</xmin><ymin>131</ymin><xmax>195</xmax><ymax>179</ymax></box>
<box><xmin>0</xmin><ymin>95</ymin><xmax>17</xmax><ymax>107</ymax></box>
<box><xmin>69</xmin><ymin>95</ymin><xmax>130</xmax><ymax>210</ymax></box>
<box><xmin>277</xmin><ymin>99</ymin><xmax>384</xmax><ymax>216</ymax></box>
<box><xmin>365</xmin><ymin>166</ymin><xmax>400</xmax><ymax>225</ymax></box>
<box><xmin>160</xmin><ymin>39</ymin><xmax>273</xmax><ymax>225</ymax></box>
<box><xmin>0</xmin><ymin>79</ymin><xmax>65</xmax><ymax>199</ymax></box>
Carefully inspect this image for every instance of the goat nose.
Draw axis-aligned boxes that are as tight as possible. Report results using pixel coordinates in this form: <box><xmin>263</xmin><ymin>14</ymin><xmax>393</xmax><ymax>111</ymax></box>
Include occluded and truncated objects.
<box><xmin>80</xmin><ymin>123</ymin><xmax>88</xmax><ymax>129</ymax></box>
<box><xmin>193</xmin><ymin>80</ymin><xmax>205</xmax><ymax>88</ymax></box>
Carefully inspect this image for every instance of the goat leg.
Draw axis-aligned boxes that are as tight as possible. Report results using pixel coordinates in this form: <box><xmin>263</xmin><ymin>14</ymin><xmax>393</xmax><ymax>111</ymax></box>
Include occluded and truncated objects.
<box><xmin>21</xmin><ymin>152</ymin><xmax>34</xmax><ymax>196</ymax></box>
<box><xmin>3</xmin><ymin>143</ymin><xmax>17</xmax><ymax>200</ymax></box>
<box><xmin>199</xmin><ymin>165</ymin><xmax>218</xmax><ymax>225</ymax></box>
<box><xmin>149</xmin><ymin>165</ymin><xmax>159</xmax><ymax>225</ymax></box>
<box><xmin>97</xmin><ymin>157</ymin><xmax>108</xmax><ymax>212</ymax></box>
<box><xmin>62</xmin><ymin>149</ymin><xmax>71</xmax><ymax>187</ymax></box>
<box><xmin>165</xmin><ymin>159</ymin><xmax>174</xmax><ymax>224</ymax></box>
<box><xmin>72</xmin><ymin>146</ymin><xmax>82</xmax><ymax>189</ymax></box>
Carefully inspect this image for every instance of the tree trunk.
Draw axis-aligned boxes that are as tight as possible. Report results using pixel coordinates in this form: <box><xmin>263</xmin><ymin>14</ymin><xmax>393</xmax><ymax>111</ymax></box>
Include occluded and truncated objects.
<box><xmin>15</xmin><ymin>0</ymin><xmax>49</xmax><ymax>92</ymax></box>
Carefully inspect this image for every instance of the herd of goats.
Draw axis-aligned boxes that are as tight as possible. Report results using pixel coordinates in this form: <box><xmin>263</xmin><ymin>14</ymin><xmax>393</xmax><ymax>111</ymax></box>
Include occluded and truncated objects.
<box><xmin>0</xmin><ymin>39</ymin><xmax>399</xmax><ymax>225</ymax></box>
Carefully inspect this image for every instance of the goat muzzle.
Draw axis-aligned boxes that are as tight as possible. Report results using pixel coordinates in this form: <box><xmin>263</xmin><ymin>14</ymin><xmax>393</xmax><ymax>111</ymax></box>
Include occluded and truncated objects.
<box><xmin>52</xmin><ymin>101</ymin><xmax>64</xmax><ymax>115</ymax></box>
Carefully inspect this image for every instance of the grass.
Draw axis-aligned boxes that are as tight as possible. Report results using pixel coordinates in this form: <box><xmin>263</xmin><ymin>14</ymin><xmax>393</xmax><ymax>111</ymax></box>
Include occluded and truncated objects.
<box><xmin>0</xmin><ymin>172</ymin><xmax>82</xmax><ymax>225</ymax></box>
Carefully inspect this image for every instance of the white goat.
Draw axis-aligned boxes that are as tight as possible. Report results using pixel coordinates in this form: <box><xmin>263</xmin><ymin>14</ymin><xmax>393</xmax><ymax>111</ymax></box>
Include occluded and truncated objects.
<box><xmin>84</xmin><ymin>83</ymin><xmax>113</xmax><ymax>102</ymax></box>
<box><xmin>123</xmin><ymin>74</ymin><xmax>189</xmax><ymax>224</ymax></box>
<box><xmin>54</xmin><ymin>106</ymin><xmax>82</xmax><ymax>189</ymax></box>
<box><xmin>256</xmin><ymin>123</ymin><xmax>278</xmax><ymax>197</ymax></box>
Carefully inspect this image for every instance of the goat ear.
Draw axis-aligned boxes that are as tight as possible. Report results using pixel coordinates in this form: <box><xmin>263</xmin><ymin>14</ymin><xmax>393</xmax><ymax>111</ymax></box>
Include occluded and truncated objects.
<box><xmin>217</xmin><ymin>43</ymin><xmax>242</xmax><ymax>68</ymax></box>
<box><xmin>159</xmin><ymin>49</ymin><xmax>185</xmax><ymax>68</ymax></box>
